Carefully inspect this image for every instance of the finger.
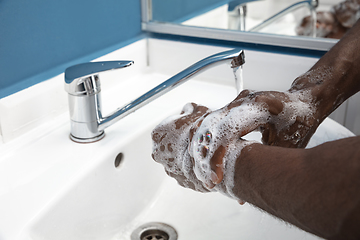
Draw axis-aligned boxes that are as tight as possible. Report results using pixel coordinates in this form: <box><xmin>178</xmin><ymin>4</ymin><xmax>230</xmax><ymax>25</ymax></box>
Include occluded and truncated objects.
<box><xmin>234</xmin><ymin>117</ymin><xmax>265</xmax><ymax>139</ymax></box>
<box><xmin>151</xmin><ymin>131</ymin><xmax>167</xmax><ymax>144</ymax></box>
<box><xmin>228</xmin><ymin>89</ymin><xmax>255</xmax><ymax>108</ymax></box>
<box><xmin>260</xmin><ymin>127</ymin><xmax>270</xmax><ymax>145</ymax></box>
<box><xmin>188</xmin><ymin>113</ymin><xmax>209</xmax><ymax>143</ymax></box>
<box><xmin>203</xmin><ymin>181</ymin><xmax>216</xmax><ymax>190</ymax></box>
<box><xmin>174</xmin><ymin>103</ymin><xmax>211</xmax><ymax>130</ymax></box>
<box><xmin>234</xmin><ymin>89</ymin><xmax>255</xmax><ymax>101</ymax></box>
<box><xmin>255</xmin><ymin>94</ymin><xmax>284</xmax><ymax>115</ymax></box>
<box><xmin>180</xmin><ymin>102</ymin><xmax>207</xmax><ymax>114</ymax></box>
<box><xmin>209</xmin><ymin>145</ymin><xmax>226</xmax><ymax>184</ymax></box>
<box><xmin>260</xmin><ymin>123</ymin><xmax>278</xmax><ymax>146</ymax></box>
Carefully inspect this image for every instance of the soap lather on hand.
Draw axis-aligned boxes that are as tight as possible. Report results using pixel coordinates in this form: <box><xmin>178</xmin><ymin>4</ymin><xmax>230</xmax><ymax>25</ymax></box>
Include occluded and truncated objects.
<box><xmin>151</xmin><ymin>19</ymin><xmax>360</xmax><ymax>239</ymax></box>
<box><xmin>151</xmin><ymin>86</ymin><xmax>318</xmax><ymax>200</ymax></box>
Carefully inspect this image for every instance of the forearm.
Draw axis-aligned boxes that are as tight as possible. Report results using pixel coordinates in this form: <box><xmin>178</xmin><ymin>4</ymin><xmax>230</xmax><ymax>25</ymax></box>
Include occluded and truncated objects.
<box><xmin>289</xmin><ymin>19</ymin><xmax>360</xmax><ymax>122</ymax></box>
<box><xmin>232</xmin><ymin>136</ymin><xmax>360</xmax><ymax>239</ymax></box>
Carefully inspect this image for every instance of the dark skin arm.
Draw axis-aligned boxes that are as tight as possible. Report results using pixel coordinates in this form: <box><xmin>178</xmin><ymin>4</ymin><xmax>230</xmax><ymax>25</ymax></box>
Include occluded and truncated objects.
<box><xmin>290</xmin><ymin>17</ymin><xmax>360</xmax><ymax>121</ymax></box>
<box><xmin>191</xmin><ymin>18</ymin><xmax>360</xmax><ymax>184</ymax></box>
<box><xmin>235</xmin><ymin>136</ymin><xmax>360</xmax><ymax>240</ymax></box>
<box><xmin>152</xmin><ymin>19</ymin><xmax>360</xmax><ymax>239</ymax></box>
<box><xmin>217</xmin><ymin>19</ymin><xmax>360</xmax><ymax>238</ymax></box>
<box><xmin>230</xmin><ymin>19</ymin><xmax>360</xmax><ymax>237</ymax></box>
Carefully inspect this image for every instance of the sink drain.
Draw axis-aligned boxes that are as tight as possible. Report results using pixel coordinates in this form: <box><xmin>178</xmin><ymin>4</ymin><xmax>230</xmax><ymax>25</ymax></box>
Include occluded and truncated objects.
<box><xmin>131</xmin><ymin>222</ymin><xmax>178</xmax><ymax>240</ymax></box>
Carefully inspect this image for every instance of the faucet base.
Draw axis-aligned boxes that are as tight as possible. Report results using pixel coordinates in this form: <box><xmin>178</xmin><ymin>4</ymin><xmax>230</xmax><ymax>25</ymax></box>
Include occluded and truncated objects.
<box><xmin>69</xmin><ymin>131</ymin><xmax>105</xmax><ymax>143</ymax></box>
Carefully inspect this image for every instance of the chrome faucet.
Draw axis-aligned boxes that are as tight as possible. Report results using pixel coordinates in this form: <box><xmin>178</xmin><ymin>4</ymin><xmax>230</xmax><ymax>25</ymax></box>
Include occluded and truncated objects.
<box><xmin>64</xmin><ymin>49</ymin><xmax>245</xmax><ymax>143</ymax></box>
<box><xmin>227</xmin><ymin>0</ymin><xmax>261</xmax><ymax>31</ymax></box>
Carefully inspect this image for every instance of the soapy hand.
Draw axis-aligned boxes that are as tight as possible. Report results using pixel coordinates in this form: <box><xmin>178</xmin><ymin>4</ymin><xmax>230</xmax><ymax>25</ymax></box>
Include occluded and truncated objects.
<box><xmin>188</xmin><ymin>89</ymin><xmax>318</xmax><ymax>186</ymax></box>
<box><xmin>152</xmin><ymin>89</ymin><xmax>318</xmax><ymax>194</ymax></box>
<box><xmin>151</xmin><ymin>103</ymin><xmax>212</xmax><ymax>192</ymax></box>
<box><xmin>151</xmin><ymin>102</ymin><xmax>249</xmax><ymax>201</ymax></box>
<box><xmin>226</xmin><ymin>89</ymin><xmax>318</xmax><ymax>148</ymax></box>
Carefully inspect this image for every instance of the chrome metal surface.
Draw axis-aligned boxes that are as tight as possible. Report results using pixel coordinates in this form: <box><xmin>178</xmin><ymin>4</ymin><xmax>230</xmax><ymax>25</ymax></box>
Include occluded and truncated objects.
<box><xmin>131</xmin><ymin>222</ymin><xmax>178</xmax><ymax>240</ymax></box>
<box><xmin>65</xmin><ymin>61</ymin><xmax>133</xmax><ymax>93</ymax></box>
<box><xmin>64</xmin><ymin>49</ymin><xmax>244</xmax><ymax>143</ymax></box>
<box><xmin>228</xmin><ymin>3</ymin><xmax>247</xmax><ymax>31</ymax></box>
<box><xmin>98</xmin><ymin>49</ymin><xmax>244</xmax><ymax>132</ymax></box>
<box><xmin>64</xmin><ymin>61</ymin><xmax>133</xmax><ymax>143</ymax></box>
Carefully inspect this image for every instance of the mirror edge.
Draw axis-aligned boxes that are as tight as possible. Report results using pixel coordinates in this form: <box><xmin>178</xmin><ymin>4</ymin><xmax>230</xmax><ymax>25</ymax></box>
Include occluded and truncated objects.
<box><xmin>141</xmin><ymin>0</ymin><xmax>338</xmax><ymax>52</ymax></box>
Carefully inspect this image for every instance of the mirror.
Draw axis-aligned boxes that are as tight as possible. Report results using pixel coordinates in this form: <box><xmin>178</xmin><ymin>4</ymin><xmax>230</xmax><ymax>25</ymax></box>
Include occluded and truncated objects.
<box><xmin>142</xmin><ymin>0</ymin><xmax>360</xmax><ymax>50</ymax></box>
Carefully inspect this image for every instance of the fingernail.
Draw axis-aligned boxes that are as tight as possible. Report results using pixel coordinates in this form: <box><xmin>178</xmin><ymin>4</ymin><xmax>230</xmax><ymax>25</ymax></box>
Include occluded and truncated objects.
<box><xmin>210</xmin><ymin>171</ymin><xmax>219</xmax><ymax>184</ymax></box>
<box><xmin>204</xmin><ymin>181</ymin><xmax>215</xmax><ymax>189</ymax></box>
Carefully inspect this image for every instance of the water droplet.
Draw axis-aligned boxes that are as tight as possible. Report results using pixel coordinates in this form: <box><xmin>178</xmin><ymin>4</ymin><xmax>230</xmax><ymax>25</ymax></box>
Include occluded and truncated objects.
<box><xmin>292</xmin><ymin>131</ymin><xmax>301</xmax><ymax>140</ymax></box>
<box><xmin>198</xmin><ymin>135</ymin><xmax>204</xmax><ymax>143</ymax></box>
<box><xmin>205</xmin><ymin>131</ymin><xmax>212</xmax><ymax>143</ymax></box>
<box><xmin>291</xmin><ymin>131</ymin><xmax>301</xmax><ymax>144</ymax></box>
<box><xmin>202</xmin><ymin>146</ymin><xmax>209</xmax><ymax>158</ymax></box>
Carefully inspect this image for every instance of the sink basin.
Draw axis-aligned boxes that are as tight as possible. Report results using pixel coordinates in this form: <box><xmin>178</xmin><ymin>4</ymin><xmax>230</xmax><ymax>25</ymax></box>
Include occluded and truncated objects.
<box><xmin>26</xmin><ymin>126</ymin><xmax>166</xmax><ymax>240</ymax></box>
<box><xmin>0</xmin><ymin>38</ymin><xmax>355</xmax><ymax>240</ymax></box>
<box><xmin>22</xmin><ymin>116</ymin><xmax>351</xmax><ymax>240</ymax></box>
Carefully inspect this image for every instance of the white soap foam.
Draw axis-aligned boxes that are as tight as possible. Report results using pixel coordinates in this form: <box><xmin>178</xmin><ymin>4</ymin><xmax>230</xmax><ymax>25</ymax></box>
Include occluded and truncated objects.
<box><xmin>153</xmin><ymin>88</ymin><xmax>315</xmax><ymax>201</ymax></box>
<box><xmin>188</xmin><ymin>89</ymin><xmax>315</xmax><ymax>198</ymax></box>
<box><xmin>189</xmin><ymin>101</ymin><xmax>266</xmax><ymax>198</ymax></box>
<box><xmin>152</xmin><ymin>103</ymin><xmax>213</xmax><ymax>192</ymax></box>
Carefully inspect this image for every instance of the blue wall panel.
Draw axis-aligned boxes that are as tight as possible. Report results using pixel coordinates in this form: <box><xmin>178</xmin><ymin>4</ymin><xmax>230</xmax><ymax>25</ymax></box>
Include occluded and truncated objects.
<box><xmin>0</xmin><ymin>0</ymin><xmax>142</xmax><ymax>98</ymax></box>
<box><xmin>152</xmin><ymin>0</ymin><xmax>227</xmax><ymax>23</ymax></box>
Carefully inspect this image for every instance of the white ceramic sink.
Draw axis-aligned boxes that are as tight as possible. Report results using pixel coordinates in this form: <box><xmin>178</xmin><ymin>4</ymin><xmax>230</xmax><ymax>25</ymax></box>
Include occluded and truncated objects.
<box><xmin>0</xmin><ymin>39</ymin><xmax>355</xmax><ymax>240</ymax></box>
<box><xmin>21</xmin><ymin>117</ymin><xmax>352</xmax><ymax>240</ymax></box>
<box><xmin>25</xmin><ymin>125</ymin><xmax>166</xmax><ymax>240</ymax></box>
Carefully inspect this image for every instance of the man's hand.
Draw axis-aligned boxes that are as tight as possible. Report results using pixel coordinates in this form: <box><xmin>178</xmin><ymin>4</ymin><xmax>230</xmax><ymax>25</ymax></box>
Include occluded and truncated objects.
<box><xmin>151</xmin><ymin>87</ymin><xmax>319</xmax><ymax>193</ymax></box>
<box><xmin>187</xmin><ymin>88</ymin><xmax>318</xmax><ymax>187</ymax></box>
<box><xmin>151</xmin><ymin>102</ymin><xmax>250</xmax><ymax>202</ymax></box>
<box><xmin>151</xmin><ymin>103</ymin><xmax>212</xmax><ymax>192</ymax></box>
<box><xmin>227</xmin><ymin>89</ymin><xmax>319</xmax><ymax>148</ymax></box>
<box><xmin>151</xmin><ymin>19</ymin><xmax>360</xmax><ymax>238</ymax></box>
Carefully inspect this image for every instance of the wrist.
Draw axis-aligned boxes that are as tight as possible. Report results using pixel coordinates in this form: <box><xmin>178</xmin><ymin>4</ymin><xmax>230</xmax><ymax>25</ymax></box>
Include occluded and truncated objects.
<box><xmin>290</xmin><ymin>25</ymin><xmax>360</xmax><ymax>121</ymax></box>
<box><xmin>228</xmin><ymin>142</ymin><xmax>264</xmax><ymax>204</ymax></box>
<box><xmin>288</xmin><ymin>66</ymin><xmax>341</xmax><ymax>124</ymax></box>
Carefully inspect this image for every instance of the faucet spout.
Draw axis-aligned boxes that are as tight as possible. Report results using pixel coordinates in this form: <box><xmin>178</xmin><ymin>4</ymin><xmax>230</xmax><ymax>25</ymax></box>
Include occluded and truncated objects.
<box><xmin>65</xmin><ymin>49</ymin><xmax>245</xmax><ymax>143</ymax></box>
<box><xmin>99</xmin><ymin>49</ymin><xmax>245</xmax><ymax>131</ymax></box>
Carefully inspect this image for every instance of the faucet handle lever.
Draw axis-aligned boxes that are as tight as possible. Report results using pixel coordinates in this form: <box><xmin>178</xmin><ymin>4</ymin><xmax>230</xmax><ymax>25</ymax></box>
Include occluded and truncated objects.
<box><xmin>65</xmin><ymin>61</ymin><xmax>134</xmax><ymax>84</ymax></box>
<box><xmin>64</xmin><ymin>61</ymin><xmax>134</xmax><ymax>96</ymax></box>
